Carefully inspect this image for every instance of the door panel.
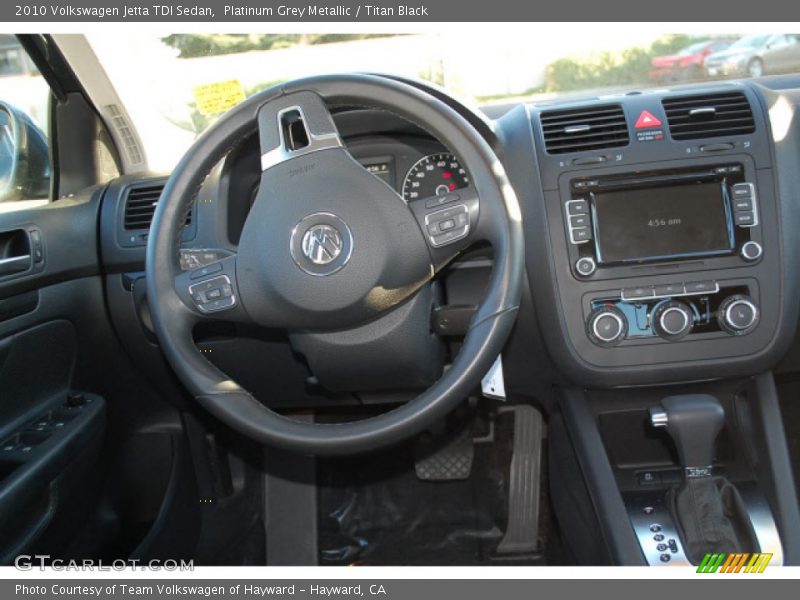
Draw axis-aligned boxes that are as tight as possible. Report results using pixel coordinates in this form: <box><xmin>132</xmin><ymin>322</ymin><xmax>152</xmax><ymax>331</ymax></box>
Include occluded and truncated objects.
<box><xmin>0</xmin><ymin>189</ymin><xmax>107</xmax><ymax>562</ymax></box>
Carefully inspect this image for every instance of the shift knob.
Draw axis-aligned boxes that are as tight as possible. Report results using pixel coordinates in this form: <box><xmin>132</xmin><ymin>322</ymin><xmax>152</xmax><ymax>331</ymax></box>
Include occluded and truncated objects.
<box><xmin>649</xmin><ymin>394</ymin><xmax>725</xmax><ymax>477</ymax></box>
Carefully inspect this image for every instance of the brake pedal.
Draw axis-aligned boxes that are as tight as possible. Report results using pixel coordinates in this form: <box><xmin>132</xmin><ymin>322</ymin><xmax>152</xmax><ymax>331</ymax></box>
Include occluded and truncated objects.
<box><xmin>414</xmin><ymin>428</ymin><xmax>474</xmax><ymax>481</ymax></box>
<box><xmin>495</xmin><ymin>405</ymin><xmax>544</xmax><ymax>555</ymax></box>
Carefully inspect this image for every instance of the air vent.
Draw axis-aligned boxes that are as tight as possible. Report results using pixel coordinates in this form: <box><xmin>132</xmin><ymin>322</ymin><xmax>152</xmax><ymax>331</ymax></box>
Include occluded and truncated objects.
<box><xmin>123</xmin><ymin>184</ymin><xmax>192</xmax><ymax>230</ymax></box>
<box><xmin>540</xmin><ymin>104</ymin><xmax>629</xmax><ymax>154</ymax></box>
<box><xmin>662</xmin><ymin>92</ymin><xmax>755</xmax><ymax>140</ymax></box>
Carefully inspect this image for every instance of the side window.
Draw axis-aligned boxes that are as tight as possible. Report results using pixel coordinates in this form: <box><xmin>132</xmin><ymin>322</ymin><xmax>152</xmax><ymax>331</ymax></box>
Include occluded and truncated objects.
<box><xmin>768</xmin><ymin>35</ymin><xmax>788</xmax><ymax>48</ymax></box>
<box><xmin>0</xmin><ymin>35</ymin><xmax>51</xmax><ymax>207</ymax></box>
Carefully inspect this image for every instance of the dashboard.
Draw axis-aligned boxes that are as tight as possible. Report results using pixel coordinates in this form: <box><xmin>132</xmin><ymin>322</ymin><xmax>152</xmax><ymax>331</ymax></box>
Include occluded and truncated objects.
<box><xmin>97</xmin><ymin>75</ymin><xmax>800</xmax><ymax>396</ymax></box>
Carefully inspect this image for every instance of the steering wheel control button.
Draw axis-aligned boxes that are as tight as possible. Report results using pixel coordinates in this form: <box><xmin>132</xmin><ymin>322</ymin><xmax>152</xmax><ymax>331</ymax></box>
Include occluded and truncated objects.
<box><xmin>190</xmin><ymin>262</ymin><xmax>223</xmax><ymax>280</ymax></box>
<box><xmin>425</xmin><ymin>192</ymin><xmax>460</xmax><ymax>209</ymax></box>
<box><xmin>290</xmin><ymin>212</ymin><xmax>353</xmax><ymax>276</ymax></box>
<box><xmin>587</xmin><ymin>306</ymin><xmax>627</xmax><ymax>347</ymax></box>
<box><xmin>740</xmin><ymin>240</ymin><xmax>763</xmax><ymax>262</ymax></box>
<box><xmin>188</xmin><ymin>275</ymin><xmax>236</xmax><ymax>313</ymax></box>
<box><xmin>653</xmin><ymin>301</ymin><xmax>694</xmax><ymax>341</ymax></box>
<box><xmin>718</xmin><ymin>294</ymin><xmax>759</xmax><ymax>335</ymax></box>
<box><xmin>425</xmin><ymin>204</ymin><xmax>470</xmax><ymax>247</ymax></box>
<box><xmin>575</xmin><ymin>256</ymin><xmax>596</xmax><ymax>278</ymax></box>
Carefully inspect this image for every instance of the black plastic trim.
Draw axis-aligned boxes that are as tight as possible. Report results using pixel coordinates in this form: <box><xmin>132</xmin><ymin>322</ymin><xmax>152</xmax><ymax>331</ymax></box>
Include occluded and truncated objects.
<box><xmin>558</xmin><ymin>387</ymin><xmax>646</xmax><ymax>565</ymax></box>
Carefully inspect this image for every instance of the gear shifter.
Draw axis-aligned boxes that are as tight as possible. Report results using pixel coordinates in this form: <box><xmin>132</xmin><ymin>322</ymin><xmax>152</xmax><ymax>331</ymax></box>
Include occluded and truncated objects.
<box><xmin>649</xmin><ymin>394</ymin><xmax>759</xmax><ymax>564</ymax></box>
<box><xmin>649</xmin><ymin>394</ymin><xmax>724</xmax><ymax>478</ymax></box>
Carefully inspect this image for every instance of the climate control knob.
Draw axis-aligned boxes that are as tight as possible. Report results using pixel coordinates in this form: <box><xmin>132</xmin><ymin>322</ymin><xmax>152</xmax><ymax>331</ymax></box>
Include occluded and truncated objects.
<box><xmin>587</xmin><ymin>306</ymin><xmax>627</xmax><ymax>347</ymax></box>
<box><xmin>717</xmin><ymin>294</ymin><xmax>759</xmax><ymax>335</ymax></box>
<box><xmin>653</xmin><ymin>301</ymin><xmax>694</xmax><ymax>341</ymax></box>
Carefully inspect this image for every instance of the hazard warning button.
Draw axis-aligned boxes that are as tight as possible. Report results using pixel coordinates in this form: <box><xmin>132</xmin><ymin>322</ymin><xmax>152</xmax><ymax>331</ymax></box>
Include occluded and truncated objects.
<box><xmin>635</xmin><ymin>110</ymin><xmax>662</xmax><ymax>129</ymax></box>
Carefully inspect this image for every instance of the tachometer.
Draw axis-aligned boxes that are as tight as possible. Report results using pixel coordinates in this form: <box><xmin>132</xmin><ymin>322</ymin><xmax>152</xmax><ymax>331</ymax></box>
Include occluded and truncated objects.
<box><xmin>401</xmin><ymin>153</ymin><xmax>469</xmax><ymax>202</ymax></box>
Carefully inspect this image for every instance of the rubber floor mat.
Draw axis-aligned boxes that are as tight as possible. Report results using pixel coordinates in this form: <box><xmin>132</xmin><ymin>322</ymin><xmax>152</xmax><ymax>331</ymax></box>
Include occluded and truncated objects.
<box><xmin>316</xmin><ymin>409</ymin><xmax>546</xmax><ymax>565</ymax></box>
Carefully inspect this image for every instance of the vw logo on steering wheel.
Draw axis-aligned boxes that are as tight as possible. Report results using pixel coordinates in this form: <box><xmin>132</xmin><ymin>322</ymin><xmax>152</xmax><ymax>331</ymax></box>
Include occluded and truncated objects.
<box><xmin>290</xmin><ymin>212</ymin><xmax>353</xmax><ymax>276</ymax></box>
<box><xmin>301</xmin><ymin>224</ymin><xmax>343</xmax><ymax>265</ymax></box>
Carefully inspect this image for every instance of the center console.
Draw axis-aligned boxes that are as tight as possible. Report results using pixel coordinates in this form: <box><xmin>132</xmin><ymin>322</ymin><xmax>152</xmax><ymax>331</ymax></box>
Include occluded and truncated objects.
<box><xmin>496</xmin><ymin>74</ymin><xmax>800</xmax><ymax>568</ymax></box>
<box><xmin>551</xmin><ymin>379</ymin><xmax>799</xmax><ymax>567</ymax></box>
<box><xmin>568</xmin><ymin>162</ymin><xmax>762</xmax><ymax>348</ymax></box>
<box><xmin>523</xmin><ymin>82</ymin><xmax>799</xmax><ymax>386</ymax></box>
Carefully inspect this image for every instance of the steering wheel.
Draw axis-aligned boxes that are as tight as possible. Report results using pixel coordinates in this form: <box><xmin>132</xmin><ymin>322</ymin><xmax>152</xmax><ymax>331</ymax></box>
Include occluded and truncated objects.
<box><xmin>146</xmin><ymin>74</ymin><xmax>523</xmax><ymax>455</ymax></box>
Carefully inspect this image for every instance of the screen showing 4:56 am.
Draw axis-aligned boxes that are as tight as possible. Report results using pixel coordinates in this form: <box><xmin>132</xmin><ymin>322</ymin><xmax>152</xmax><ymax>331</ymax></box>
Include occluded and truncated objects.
<box><xmin>592</xmin><ymin>182</ymin><xmax>734</xmax><ymax>264</ymax></box>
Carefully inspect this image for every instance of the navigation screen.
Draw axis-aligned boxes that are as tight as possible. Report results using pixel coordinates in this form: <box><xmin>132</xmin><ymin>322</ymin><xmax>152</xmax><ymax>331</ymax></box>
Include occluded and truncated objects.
<box><xmin>592</xmin><ymin>182</ymin><xmax>733</xmax><ymax>264</ymax></box>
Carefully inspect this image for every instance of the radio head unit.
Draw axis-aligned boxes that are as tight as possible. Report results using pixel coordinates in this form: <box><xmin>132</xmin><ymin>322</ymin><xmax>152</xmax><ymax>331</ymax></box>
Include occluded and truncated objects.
<box><xmin>592</xmin><ymin>180</ymin><xmax>734</xmax><ymax>264</ymax></box>
<box><xmin>565</xmin><ymin>164</ymin><xmax>760</xmax><ymax>278</ymax></box>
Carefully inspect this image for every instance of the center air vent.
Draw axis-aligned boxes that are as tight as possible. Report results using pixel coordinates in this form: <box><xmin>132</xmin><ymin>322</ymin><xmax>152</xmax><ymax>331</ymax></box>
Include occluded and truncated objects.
<box><xmin>661</xmin><ymin>92</ymin><xmax>755</xmax><ymax>140</ymax></box>
<box><xmin>540</xmin><ymin>104</ymin><xmax>629</xmax><ymax>155</ymax></box>
<box><xmin>123</xmin><ymin>184</ymin><xmax>192</xmax><ymax>231</ymax></box>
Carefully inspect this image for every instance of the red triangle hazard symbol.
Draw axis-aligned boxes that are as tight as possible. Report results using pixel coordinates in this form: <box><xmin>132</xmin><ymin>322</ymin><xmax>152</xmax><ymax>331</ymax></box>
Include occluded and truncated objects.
<box><xmin>635</xmin><ymin>110</ymin><xmax>662</xmax><ymax>129</ymax></box>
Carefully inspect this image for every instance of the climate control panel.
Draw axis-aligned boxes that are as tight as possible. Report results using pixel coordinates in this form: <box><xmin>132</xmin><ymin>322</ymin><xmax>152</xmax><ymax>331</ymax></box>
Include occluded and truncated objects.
<box><xmin>585</xmin><ymin>281</ymin><xmax>759</xmax><ymax>347</ymax></box>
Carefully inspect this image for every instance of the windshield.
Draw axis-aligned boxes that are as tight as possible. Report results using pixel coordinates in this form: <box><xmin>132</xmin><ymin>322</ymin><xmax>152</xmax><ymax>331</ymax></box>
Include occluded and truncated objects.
<box><xmin>84</xmin><ymin>31</ymin><xmax>800</xmax><ymax>171</ymax></box>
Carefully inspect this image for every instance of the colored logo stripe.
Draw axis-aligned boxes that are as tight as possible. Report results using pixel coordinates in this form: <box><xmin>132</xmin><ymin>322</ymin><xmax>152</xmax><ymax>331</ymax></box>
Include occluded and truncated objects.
<box><xmin>696</xmin><ymin>553</ymin><xmax>772</xmax><ymax>573</ymax></box>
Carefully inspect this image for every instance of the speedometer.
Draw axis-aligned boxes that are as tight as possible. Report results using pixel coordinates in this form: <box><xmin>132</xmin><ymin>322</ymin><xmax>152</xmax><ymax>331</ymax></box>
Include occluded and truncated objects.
<box><xmin>401</xmin><ymin>153</ymin><xmax>469</xmax><ymax>202</ymax></box>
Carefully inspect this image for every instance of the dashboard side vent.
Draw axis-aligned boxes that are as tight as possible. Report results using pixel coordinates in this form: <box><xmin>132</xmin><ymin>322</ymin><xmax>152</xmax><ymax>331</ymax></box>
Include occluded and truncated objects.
<box><xmin>123</xmin><ymin>184</ymin><xmax>192</xmax><ymax>231</ymax></box>
<box><xmin>662</xmin><ymin>92</ymin><xmax>755</xmax><ymax>140</ymax></box>
<box><xmin>540</xmin><ymin>104</ymin><xmax>629</xmax><ymax>154</ymax></box>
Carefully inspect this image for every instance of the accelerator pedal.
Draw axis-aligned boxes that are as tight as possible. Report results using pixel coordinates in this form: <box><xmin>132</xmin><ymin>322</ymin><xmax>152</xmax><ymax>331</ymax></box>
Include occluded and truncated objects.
<box><xmin>495</xmin><ymin>405</ymin><xmax>544</xmax><ymax>555</ymax></box>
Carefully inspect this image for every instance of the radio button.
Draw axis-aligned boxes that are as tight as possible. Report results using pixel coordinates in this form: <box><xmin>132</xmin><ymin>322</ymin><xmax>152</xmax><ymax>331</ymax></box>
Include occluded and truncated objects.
<box><xmin>718</xmin><ymin>295</ymin><xmax>759</xmax><ymax>335</ymax></box>
<box><xmin>570</xmin><ymin>214</ymin><xmax>590</xmax><ymax>228</ymax></box>
<box><xmin>575</xmin><ymin>257</ymin><xmax>597</xmax><ymax>277</ymax></box>
<box><xmin>622</xmin><ymin>286</ymin><xmax>655</xmax><ymax>301</ymax></box>
<box><xmin>740</xmin><ymin>240</ymin><xmax>763</xmax><ymax>262</ymax></box>
<box><xmin>684</xmin><ymin>280</ymin><xmax>718</xmax><ymax>295</ymax></box>
<box><xmin>588</xmin><ymin>306</ymin><xmax>627</xmax><ymax>346</ymax></box>
<box><xmin>733</xmin><ymin>197</ymin><xmax>753</xmax><ymax>212</ymax></box>
<box><xmin>732</xmin><ymin>183</ymin><xmax>755</xmax><ymax>199</ymax></box>
<box><xmin>654</xmin><ymin>283</ymin><xmax>686</xmax><ymax>297</ymax></box>
<box><xmin>571</xmin><ymin>227</ymin><xmax>592</xmax><ymax>243</ymax></box>
<box><xmin>653</xmin><ymin>301</ymin><xmax>694</xmax><ymax>341</ymax></box>
<box><xmin>735</xmin><ymin>211</ymin><xmax>755</xmax><ymax>226</ymax></box>
<box><xmin>567</xmin><ymin>200</ymin><xmax>589</xmax><ymax>215</ymax></box>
